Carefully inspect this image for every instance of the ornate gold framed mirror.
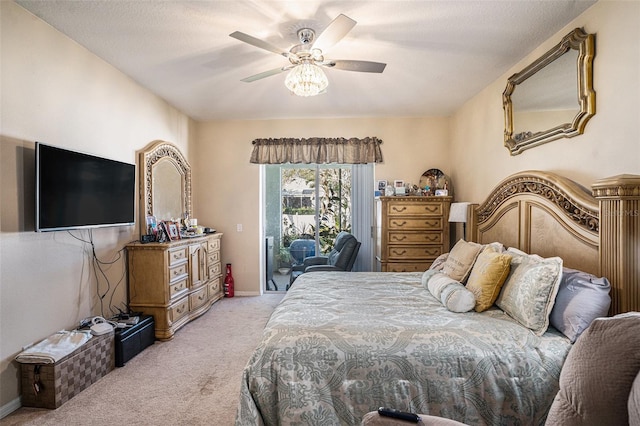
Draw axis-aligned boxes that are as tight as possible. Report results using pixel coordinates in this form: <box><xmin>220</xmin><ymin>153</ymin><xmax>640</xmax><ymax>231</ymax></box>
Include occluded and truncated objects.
<box><xmin>139</xmin><ymin>141</ymin><xmax>191</xmax><ymax>236</ymax></box>
<box><xmin>503</xmin><ymin>28</ymin><xmax>595</xmax><ymax>155</ymax></box>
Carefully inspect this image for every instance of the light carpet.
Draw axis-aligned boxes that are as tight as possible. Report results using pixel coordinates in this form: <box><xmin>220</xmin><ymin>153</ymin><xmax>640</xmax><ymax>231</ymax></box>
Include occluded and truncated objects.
<box><xmin>3</xmin><ymin>294</ymin><xmax>284</xmax><ymax>426</ymax></box>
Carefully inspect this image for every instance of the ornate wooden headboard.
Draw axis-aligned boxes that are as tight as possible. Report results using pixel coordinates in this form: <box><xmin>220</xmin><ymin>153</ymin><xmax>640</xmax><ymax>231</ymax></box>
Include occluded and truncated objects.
<box><xmin>467</xmin><ymin>170</ymin><xmax>640</xmax><ymax>315</ymax></box>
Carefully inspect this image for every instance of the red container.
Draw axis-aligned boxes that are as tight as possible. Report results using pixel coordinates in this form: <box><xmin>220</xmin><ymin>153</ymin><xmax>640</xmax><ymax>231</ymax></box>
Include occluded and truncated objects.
<box><xmin>224</xmin><ymin>263</ymin><xmax>235</xmax><ymax>297</ymax></box>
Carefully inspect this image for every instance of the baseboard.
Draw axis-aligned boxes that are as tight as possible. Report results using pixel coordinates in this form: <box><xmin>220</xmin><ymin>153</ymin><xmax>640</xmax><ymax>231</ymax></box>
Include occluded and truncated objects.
<box><xmin>232</xmin><ymin>291</ymin><xmax>262</xmax><ymax>296</ymax></box>
<box><xmin>1</xmin><ymin>396</ymin><xmax>21</xmax><ymax>419</ymax></box>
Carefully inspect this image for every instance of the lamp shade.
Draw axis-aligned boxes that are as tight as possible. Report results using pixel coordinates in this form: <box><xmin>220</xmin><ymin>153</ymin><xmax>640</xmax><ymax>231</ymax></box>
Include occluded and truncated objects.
<box><xmin>449</xmin><ymin>202</ymin><xmax>470</xmax><ymax>223</ymax></box>
<box><xmin>284</xmin><ymin>63</ymin><xmax>328</xmax><ymax>97</ymax></box>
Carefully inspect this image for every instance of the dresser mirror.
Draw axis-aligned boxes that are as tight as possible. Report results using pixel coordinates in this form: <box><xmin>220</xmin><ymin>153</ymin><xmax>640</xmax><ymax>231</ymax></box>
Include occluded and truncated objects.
<box><xmin>503</xmin><ymin>28</ymin><xmax>595</xmax><ymax>155</ymax></box>
<box><xmin>140</xmin><ymin>141</ymin><xmax>191</xmax><ymax>236</ymax></box>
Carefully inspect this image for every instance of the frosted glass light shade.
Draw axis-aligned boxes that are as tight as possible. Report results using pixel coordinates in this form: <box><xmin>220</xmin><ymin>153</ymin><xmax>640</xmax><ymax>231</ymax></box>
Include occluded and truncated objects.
<box><xmin>284</xmin><ymin>63</ymin><xmax>329</xmax><ymax>97</ymax></box>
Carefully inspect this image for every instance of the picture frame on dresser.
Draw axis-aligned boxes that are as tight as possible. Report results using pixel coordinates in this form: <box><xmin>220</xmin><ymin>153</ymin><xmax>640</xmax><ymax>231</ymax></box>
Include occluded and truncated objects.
<box><xmin>165</xmin><ymin>221</ymin><xmax>181</xmax><ymax>241</ymax></box>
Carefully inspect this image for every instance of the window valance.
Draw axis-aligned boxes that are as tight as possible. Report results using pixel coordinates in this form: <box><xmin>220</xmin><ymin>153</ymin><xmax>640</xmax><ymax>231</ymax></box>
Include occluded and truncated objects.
<box><xmin>250</xmin><ymin>137</ymin><xmax>383</xmax><ymax>164</ymax></box>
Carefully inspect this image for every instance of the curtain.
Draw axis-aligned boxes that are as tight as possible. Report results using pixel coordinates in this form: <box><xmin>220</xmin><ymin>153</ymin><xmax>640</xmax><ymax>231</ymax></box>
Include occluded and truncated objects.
<box><xmin>250</xmin><ymin>137</ymin><xmax>383</xmax><ymax>164</ymax></box>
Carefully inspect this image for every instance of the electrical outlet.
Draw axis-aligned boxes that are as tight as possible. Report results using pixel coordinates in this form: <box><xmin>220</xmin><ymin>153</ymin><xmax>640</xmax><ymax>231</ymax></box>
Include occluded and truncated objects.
<box><xmin>237</xmin><ymin>224</ymin><xmax>243</xmax><ymax>232</ymax></box>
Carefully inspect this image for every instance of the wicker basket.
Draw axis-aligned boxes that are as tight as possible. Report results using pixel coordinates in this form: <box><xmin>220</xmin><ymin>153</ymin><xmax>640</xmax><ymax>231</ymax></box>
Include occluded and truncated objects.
<box><xmin>19</xmin><ymin>331</ymin><xmax>114</xmax><ymax>409</ymax></box>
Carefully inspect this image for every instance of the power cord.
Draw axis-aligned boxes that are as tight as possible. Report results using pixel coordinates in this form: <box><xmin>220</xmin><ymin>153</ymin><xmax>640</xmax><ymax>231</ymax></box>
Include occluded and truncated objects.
<box><xmin>67</xmin><ymin>230</ymin><xmax>134</xmax><ymax>318</ymax></box>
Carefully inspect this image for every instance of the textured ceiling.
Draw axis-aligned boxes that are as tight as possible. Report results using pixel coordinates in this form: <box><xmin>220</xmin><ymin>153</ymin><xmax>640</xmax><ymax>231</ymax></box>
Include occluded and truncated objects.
<box><xmin>16</xmin><ymin>0</ymin><xmax>597</xmax><ymax>121</ymax></box>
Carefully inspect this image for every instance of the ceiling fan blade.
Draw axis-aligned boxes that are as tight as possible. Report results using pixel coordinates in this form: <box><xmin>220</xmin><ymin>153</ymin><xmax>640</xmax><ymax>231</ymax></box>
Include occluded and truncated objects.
<box><xmin>323</xmin><ymin>60</ymin><xmax>387</xmax><ymax>73</ymax></box>
<box><xmin>240</xmin><ymin>66</ymin><xmax>290</xmax><ymax>83</ymax></box>
<box><xmin>312</xmin><ymin>14</ymin><xmax>357</xmax><ymax>52</ymax></box>
<box><xmin>229</xmin><ymin>31</ymin><xmax>289</xmax><ymax>57</ymax></box>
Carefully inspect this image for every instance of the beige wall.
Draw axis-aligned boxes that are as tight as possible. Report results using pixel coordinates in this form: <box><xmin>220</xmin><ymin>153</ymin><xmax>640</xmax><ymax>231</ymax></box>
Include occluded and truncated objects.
<box><xmin>0</xmin><ymin>2</ymin><xmax>194</xmax><ymax>410</ymax></box>
<box><xmin>450</xmin><ymin>0</ymin><xmax>640</xmax><ymax>202</ymax></box>
<box><xmin>193</xmin><ymin>116</ymin><xmax>450</xmax><ymax>295</ymax></box>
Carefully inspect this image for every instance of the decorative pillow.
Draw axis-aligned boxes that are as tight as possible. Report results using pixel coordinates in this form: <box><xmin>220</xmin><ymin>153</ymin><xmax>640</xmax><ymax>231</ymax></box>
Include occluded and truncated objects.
<box><xmin>546</xmin><ymin>313</ymin><xmax>640</xmax><ymax>426</ymax></box>
<box><xmin>442</xmin><ymin>239</ymin><xmax>483</xmax><ymax>282</ymax></box>
<box><xmin>629</xmin><ymin>371</ymin><xmax>640</xmax><ymax>426</ymax></box>
<box><xmin>465</xmin><ymin>246</ymin><xmax>512</xmax><ymax>312</ymax></box>
<box><xmin>422</xmin><ymin>271</ymin><xmax>475</xmax><ymax>313</ymax></box>
<box><xmin>421</xmin><ymin>269</ymin><xmax>439</xmax><ymax>287</ymax></box>
<box><xmin>549</xmin><ymin>267</ymin><xmax>611</xmax><ymax>342</ymax></box>
<box><xmin>429</xmin><ymin>253</ymin><xmax>448</xmax><ymax>271</ymax></box>
<box><xmin>495</xmin><ymin>249</ymin><xmax>563</xmax><ymax>335</ymax></box>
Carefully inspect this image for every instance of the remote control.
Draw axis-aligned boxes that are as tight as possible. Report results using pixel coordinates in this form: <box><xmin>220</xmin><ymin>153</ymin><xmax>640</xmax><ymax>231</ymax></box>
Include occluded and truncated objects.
<box><xmin>378</xmin><ymin>407</ymin><xmax>421</xmax><ymax>423</ymax></box>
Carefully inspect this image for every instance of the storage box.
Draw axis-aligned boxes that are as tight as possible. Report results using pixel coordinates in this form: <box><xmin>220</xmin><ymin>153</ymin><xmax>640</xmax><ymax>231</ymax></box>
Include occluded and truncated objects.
<box><xmin>19</xmin><ymin>331</ymin><xmax>114</xmax><ymax>409</ymax></box>
<box><xmin>114</xmin><ymin>315</ymin><xmax>155</xmax><ymax>367</ymax></box>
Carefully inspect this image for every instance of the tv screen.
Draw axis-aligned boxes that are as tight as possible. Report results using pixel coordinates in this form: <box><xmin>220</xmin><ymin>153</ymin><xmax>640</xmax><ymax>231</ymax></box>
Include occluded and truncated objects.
<box><xmin>36</xmin><ymin>142</ymin><xmax>135</xmax><ymax>232</ymax></box>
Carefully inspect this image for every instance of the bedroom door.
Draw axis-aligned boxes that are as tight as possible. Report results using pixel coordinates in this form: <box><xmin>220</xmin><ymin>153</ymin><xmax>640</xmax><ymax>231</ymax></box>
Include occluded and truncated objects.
<box><xmin>264</xmin><ymin>164</ymin><xmax>373</xmax><ymax>292</ymax></box>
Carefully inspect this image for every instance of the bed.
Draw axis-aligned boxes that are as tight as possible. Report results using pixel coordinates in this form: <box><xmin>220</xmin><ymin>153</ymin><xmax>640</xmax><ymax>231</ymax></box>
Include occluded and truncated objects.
<box><xmin>236</xmin><ymin>171</ymin><xmax>640</xmax><ymax>426</ymax></box>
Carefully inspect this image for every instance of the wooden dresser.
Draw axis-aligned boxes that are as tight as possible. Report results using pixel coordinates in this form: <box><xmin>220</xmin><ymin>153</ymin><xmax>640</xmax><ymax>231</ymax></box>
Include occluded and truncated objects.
<box><xmin>126</xmin><ymin>233</ymin><xmax>223</xmax><ymax>340</ymax></box>
<box><xmin>376</xmin><ymin>196</ymin><xmax>452</xmax><ymax>272</ymax></box>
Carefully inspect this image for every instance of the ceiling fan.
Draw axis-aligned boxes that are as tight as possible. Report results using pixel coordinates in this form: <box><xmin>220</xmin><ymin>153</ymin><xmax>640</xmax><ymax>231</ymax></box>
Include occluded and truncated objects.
<box><xmin>229</xmin><ymin>14</ymin><xmax>386</xmax><ymax>96</ymax></box>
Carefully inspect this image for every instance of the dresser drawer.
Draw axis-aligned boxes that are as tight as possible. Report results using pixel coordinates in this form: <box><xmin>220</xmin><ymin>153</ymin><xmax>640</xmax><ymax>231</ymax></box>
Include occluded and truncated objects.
<box><xmin>189</xmin><ymin>286</ymin><xmax>208</xmax><ymax>311</ymax></box>
<box><xmin>387</xmin><ymin>202</ymin><xmax>444</xmax><ymax>216</ymax></box>
<box><xmin>169</xmin><ymin>297</ymin><xmax>189</xmax><ymax>324</ymax></box>
<box><xmin>387</xmin><ymin>245</ymin><xmax>443</xmax><ymax>260</ymax></box>
<box><xmin>384</xmin><ymin>262</ymin><xmax>432</xmax><ymax>272</ymax></box>
<box><xmin>208</xmin><ymin>277</ymin><xmax>222</xmax><ymax>299</ymax></box>
<box><xmin>168</xmin><ymin>263</ymin><xmax>188</xmax><ymax>282</ymax></box>
<box><xmin>168</xmin><ymin>247</ymin><xmax>188</xmax><ymax>266</ymax></box>
<box><xmin>208</xmin><ymin>238</ymin><xmax>220</xmax><ymax>252</ymax></box>
<box><xmin>388</xmin><ymin>231</ymin><xmax>443</xmax><ymax>244</ymax></box>
<box><xmin>208</xmin><ymin>261</ymin><xmax>221</xmax><ymax>279</ymax></box>
<box><xmin>388</xmin><ymin>217</ymin><xmax>443</xmax><ymax>230</ymax></box>
<box><xmin>208</xmin><ymin>250</ymin><xmax>220</xmax><ymax>265</ymax></box>
<box><xmin>169</xmin><ymin>277</ymin><xmax>188</xmax><ymax>299</ymax></box>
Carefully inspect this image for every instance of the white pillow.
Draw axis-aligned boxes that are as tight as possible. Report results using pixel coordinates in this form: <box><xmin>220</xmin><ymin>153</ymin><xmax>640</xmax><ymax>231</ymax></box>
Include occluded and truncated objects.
<box><xmin>496</xmin><ymin>249</ymin><xmax>563</xmax><ymax>335</ymax></box>
<box><xmin>422</xmin><ymin>271</ymin><xmax>476</xmax><ymax>313</ymax></box>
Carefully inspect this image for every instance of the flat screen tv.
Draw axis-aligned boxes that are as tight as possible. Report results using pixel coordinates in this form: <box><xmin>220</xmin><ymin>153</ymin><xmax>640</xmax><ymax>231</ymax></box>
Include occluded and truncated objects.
<box><xmin>35</xmin><ymin>142</ymin><xmax>135</xmax><ymax>232</ymax></box>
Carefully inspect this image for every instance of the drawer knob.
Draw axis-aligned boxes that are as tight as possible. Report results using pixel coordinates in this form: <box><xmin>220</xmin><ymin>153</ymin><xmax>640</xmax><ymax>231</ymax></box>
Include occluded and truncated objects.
<box><xmin>392</xmin><ymin>206</ymin><xmax>407</xmax><ymax>212</ymax></box>
<box><xmin>393</xmin><ymin>249</ymin><xmax>407</xmax><ymax>255</ymax></box>
<box><xmin>392</xmin><ymin>235</ymin><xmax>407</xmax><ymax>241</ymax></box>
<box><xmin>392</xmin><ymin>220</ymin><xmax>407</xmax><ymax>227</ymax></box>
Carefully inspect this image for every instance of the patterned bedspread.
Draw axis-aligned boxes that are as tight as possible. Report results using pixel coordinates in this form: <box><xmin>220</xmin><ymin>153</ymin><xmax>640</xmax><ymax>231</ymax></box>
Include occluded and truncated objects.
<box><xmin>236</xmin><ymin>272</ymin><xmax>571</xmax><ymax>426</ymax></box>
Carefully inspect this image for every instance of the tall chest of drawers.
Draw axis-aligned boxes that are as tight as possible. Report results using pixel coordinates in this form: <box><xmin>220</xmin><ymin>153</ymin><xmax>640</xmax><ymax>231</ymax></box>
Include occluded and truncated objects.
<box><xmin>375</xmin><ymin>197</ymin><xmax>452</xmax><ymax>272</ymax></box>
<box><xmin>126</xmin><ymin>233</ymin><xmax>223</xmax><ymax>340</ymax></box>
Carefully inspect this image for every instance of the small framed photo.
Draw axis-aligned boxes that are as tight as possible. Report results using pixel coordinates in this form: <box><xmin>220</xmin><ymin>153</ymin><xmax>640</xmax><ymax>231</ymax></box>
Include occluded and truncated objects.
<box><xmin>165</xmin><ymin>221</ymin><xmax>181</xmax><ymax>240</ymax></box>
<box><xmin>394</xmin><ymin>180</ymin><xmax>406</xmax><ymax>195</ymax></box>
<box><xmin>435</xmin><ymin>189</ymin><xmax>449</xmax><ymax>196</ymax></box>
<box><xmin>377</xmin><ymin>180</ymin><xmax>387</xmax><ymax>192</ymax></box>
<box><xmin>146</xmin><ymin>215</ymin><xmax>158</xmax><ymax>236</ymax></box>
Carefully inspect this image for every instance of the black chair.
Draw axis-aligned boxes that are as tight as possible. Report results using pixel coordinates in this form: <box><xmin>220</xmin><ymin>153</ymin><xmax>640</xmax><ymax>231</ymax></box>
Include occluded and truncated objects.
<box><xmin>288</xmin><ymin>231</ymin><xmax>361</xmax><ymax>288</ymax></box>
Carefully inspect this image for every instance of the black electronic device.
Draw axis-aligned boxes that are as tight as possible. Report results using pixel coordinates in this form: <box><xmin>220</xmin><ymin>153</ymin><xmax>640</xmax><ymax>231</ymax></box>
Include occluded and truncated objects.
<box><xmin>377</xmin><ymin>407</ymin><xmax>421</xmax><ymax>423</ymax></box>
<box><xmin>140</xmin><ymin>234</ymin><xmax>155</xmax><ymax>243</ymax></box>
<box><xmin>35</xmin><ymin>142</ymin><xmax>135</xmax><ymax>232</ymax></box>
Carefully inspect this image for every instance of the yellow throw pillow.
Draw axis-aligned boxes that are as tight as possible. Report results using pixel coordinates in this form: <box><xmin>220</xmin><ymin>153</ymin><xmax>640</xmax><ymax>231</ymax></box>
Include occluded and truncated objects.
<box><xmin>466</xmin><ymin>246</ymin><xmax>512</xmax><ymax>312</ymax></box>
<box><xmin>442</xmin><ymin>239</ymin><xmax>483</xmax><ymax>282</ymax></box>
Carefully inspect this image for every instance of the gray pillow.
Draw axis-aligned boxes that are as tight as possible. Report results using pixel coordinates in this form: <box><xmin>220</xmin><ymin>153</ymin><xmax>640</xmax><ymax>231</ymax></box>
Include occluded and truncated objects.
<box><xmin>629</xmin><ymin>372</ymin><xmax>640</xmax><ymax>426</ymax></box>
<box><xmin>546</xmin><ymin>313</ymin><xmax>640</xmax><ymax>426</ymax></box>
<box><xmin>549</xmin><ymin>267</ymin><xmax>611</xmax><ymax>342</ymax></box>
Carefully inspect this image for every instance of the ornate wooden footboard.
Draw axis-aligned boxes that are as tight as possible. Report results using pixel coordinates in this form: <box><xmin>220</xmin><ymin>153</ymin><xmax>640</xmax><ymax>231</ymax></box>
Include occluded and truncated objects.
<box><xmin>467</xmin><ymin>170</ymin><xmax>640</xmax><ymax>315</ymax></box>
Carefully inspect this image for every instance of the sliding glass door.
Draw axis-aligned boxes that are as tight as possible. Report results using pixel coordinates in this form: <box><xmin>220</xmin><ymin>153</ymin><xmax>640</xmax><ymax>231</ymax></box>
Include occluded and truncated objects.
<box><xmin>264</xmin><ymin>163</ymin><xmax>373</xmax><ymax>292</ymax></box>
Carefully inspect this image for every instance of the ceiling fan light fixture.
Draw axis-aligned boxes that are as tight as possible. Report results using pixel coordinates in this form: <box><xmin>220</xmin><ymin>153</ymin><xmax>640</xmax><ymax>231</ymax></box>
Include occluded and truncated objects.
<box><xmin>284</xmin><ymin>62</ymin><xmax>328</xmax><ymax>97</ymax></box>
